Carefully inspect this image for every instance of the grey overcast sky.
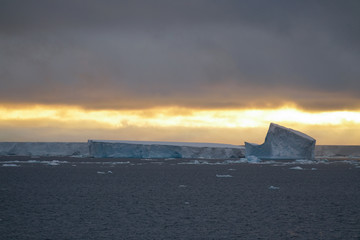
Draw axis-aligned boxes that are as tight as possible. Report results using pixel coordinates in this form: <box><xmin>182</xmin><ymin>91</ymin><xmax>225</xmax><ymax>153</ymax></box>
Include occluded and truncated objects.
<box><xmin>1</xmin><ymin>0</ymin><xmax>360</xmax><ymax>110</ymax></box>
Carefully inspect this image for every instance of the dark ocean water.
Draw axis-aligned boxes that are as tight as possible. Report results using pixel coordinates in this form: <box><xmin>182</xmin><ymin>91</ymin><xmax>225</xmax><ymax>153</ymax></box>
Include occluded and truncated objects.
<box><xmin>1</xmin><ymin>157</ymin><xmax>360</xmax><ymax>240</ymax></box>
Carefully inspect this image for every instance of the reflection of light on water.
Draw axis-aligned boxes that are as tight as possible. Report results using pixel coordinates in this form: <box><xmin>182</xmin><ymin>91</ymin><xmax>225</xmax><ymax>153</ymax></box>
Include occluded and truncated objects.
<box><xmin>0</xmin><ymin>105</ymin><xmax>360</xmax><ymax>128</ymax></box>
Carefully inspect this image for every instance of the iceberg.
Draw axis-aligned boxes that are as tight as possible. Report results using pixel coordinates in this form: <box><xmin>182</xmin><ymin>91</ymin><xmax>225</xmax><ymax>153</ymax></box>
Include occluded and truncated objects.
<box><xmin>245</xmin><ymin>123</ymin><xmax>316</xmax><ymax>160</ymax></box>
<box><xmin>4</xmin><ymin>138</ymin><xmax>360</xmax><ymax>159</ymax></box>
<box><xmin>88</xmin><ymin>140</ymin><xmax>245</xmax><ymax>159</ymax></box>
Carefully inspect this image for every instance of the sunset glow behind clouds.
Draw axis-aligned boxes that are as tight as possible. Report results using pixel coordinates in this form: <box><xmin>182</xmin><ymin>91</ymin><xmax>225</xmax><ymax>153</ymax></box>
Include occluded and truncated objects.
<box><xmin>1</xmin><ymin>105</ymin><xmax>360</xmax><ymax>128</ymax></box>
<box><xmin>1</xmin><ymin>104</ymin><xmax>359</xmax><ymax>144</ymax></box>
<box><xmin>1</xmin><ymin>1</ymin><xmax>359</xmax><ymax>144</ymax></box>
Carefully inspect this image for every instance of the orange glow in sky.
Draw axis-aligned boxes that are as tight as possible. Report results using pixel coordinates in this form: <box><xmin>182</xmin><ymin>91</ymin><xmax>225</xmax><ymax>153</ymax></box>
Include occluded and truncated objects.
<box><xmin>1</xmin><ymin>105</ymin><xmax>360</xmax><ymax>127</ymax></box>
<box><xmin>0</xmin><ymin>105</ymin><xmax>359</xmax><ymax>144</ymax></box>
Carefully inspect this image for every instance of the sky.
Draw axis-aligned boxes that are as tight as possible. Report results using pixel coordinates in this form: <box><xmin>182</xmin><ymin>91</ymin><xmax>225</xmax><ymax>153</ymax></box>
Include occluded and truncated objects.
<box><xmin>0</xmin><ymin>0</ymin><xmax>360</xmax><ymax>144</ymax></box>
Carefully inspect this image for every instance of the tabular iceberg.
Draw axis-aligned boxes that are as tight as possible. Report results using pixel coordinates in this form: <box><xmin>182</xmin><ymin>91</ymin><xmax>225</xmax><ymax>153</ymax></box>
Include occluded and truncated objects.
<box><xmin>89</xmin><ymin>140</ymin><xmax>245</xmax><ymax>159</ymax></box>
<box><xmin>245</xmin><ymin>123</ymin><xmax>316</xmax><ymax>160</ymax></box>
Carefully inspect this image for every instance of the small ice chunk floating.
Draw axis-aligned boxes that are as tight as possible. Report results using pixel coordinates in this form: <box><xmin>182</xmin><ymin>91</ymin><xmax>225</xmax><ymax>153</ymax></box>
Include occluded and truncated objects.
<box><xmin>245</xmin><ymin>123</ymin><xmax>316</xmax><ymax>160</ymax></box>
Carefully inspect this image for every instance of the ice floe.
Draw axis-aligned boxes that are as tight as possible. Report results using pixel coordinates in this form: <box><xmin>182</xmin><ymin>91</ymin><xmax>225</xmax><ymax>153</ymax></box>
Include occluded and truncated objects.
<box><xmin>2</xmin><ymin>163</ymin><xmax>19</xmax><ymax>167</ymax></box>
<box><xmin>76</xmin><ymin>161</ymin><xmax>130</xmax><ymax>165</ymax></box>
<box><xmin>246</xmin><ymin>155</ymin><xmax>262</xmax><ymax>163</ymax></box>
<box><xmin>216</xmin><ymin>174</ymin><xmax>233</xmax><ymax>178</ymax></box>
<box><xmin>97</xmin><ymin>171</ymin><xmax>113</xmax><ymax>174</ymax></box>
<box><xmin>1</xmin><ymin>160</ymin><xmax>69</xmax><ymax>166</ymax></box>
<box><xmin>289</xmin><ymin>166</ymin><xmax>304</xmax><ymax>170</ymax></box>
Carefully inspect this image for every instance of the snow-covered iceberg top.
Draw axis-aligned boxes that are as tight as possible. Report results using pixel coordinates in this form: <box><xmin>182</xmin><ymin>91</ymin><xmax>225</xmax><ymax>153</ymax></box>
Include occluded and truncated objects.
<box><xmin>245</xmin><ymin>123</ymin><xmax>316</xmax><ymax>160</ymax></box>
<box><xmin>89</xmin><ymin>140</ymin><xmax>245</xmax><ymax>159</ymax></box>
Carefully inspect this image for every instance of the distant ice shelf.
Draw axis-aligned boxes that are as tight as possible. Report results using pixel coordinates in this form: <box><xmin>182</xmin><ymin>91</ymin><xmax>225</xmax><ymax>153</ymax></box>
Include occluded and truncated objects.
<box><xmin>0</xmin><ymin>142</ymin><xmax>89</xmax><ymax>157</ymax></box>
<box><xmin>315</xmin><ymin>145</ymin><xmax>360</xmax><ymax>158</ymax></box>
<box><xmin>0</xmin><ymin>140</ymin><xmax>359</xmax><ymax>159</ymax></box>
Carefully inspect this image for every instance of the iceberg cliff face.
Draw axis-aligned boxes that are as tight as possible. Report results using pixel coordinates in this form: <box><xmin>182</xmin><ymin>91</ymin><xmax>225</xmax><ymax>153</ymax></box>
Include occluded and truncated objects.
<box><xmin>0</xmin><ymin>142</ymin><xmax>89</xmax><ymax>157</ymax></box>
<box><xmin>245</xmin><ymin>123</ymin><xmax>316</xmax><ymax>160</ymax></box>
<box><xmin>88</xmin><ymin>140</ymin><xmax>245</xmax><ymax>159</ymax></box>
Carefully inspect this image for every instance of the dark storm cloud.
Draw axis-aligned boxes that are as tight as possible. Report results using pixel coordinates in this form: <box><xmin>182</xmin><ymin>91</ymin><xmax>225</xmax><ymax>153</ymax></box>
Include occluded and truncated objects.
<box><xmin>1</xmin><ymin>0</ymin><xmax>360</xmax><ymax>110</ymax></box>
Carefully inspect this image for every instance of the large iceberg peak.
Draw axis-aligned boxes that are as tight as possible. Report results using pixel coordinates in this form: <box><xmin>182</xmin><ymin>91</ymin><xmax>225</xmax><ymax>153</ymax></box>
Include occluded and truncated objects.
<box><xmin>245</xmin><ymin>123</ymin><xmax>316</xmax><ymax>160</ymax></box>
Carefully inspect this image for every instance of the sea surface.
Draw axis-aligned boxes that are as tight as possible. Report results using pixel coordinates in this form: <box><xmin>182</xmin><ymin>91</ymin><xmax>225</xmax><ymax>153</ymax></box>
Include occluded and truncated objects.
<box><xmin>1</xmin><ymin>156</ymin><xmax>360</xmax><ymax>239</ymax></box>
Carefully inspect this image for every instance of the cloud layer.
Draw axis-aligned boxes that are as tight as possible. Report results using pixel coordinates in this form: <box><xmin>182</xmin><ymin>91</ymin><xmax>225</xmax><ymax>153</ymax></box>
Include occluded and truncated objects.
<box><xmin>1</xmin><ymin>0</ymin><xmax>360</xmax><ymax>110</ymax></box>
